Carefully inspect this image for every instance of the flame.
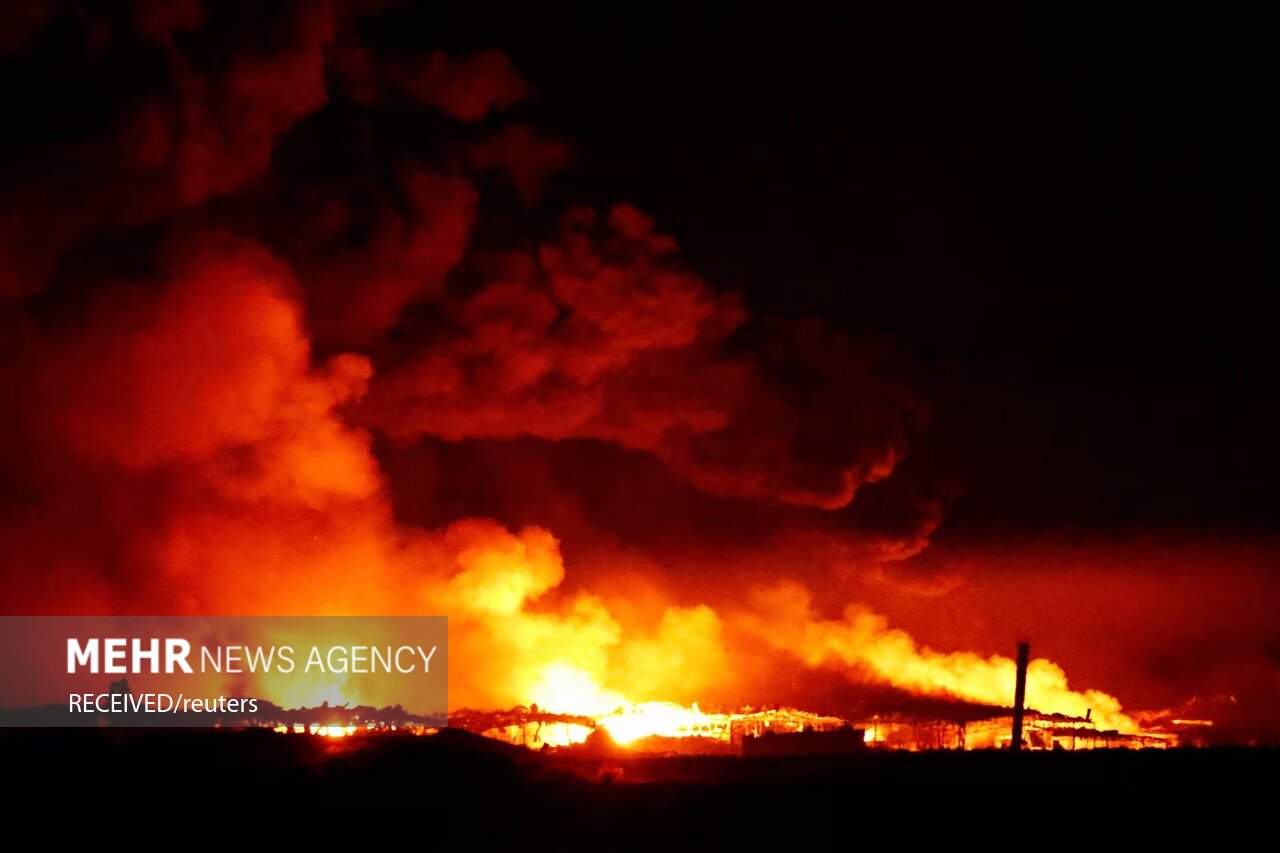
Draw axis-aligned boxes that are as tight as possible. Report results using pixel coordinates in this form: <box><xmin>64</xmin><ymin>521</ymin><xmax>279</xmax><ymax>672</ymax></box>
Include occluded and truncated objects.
<box><xmin>743</xmin><ymin>582</ymin><xmax>1139</xmax><ymax>732</ymax></box>
<box><xmin>2</xmin><ymin>245</ymin><xmax>1159</xmax><ymax>742</ymax></box>
<box><xmin>596</xmin><ymin>702</ymin><xmax>729</xmax><ymax>744</ymax></box>
<box><xmin>251</xmin><ymin>538</ymin><xmax>1156</xmax><ymax>748</ymax></box>
<box><xmin>523</xmin><ymin>662</ymin><xmax>848</xmax><ymax>746</ymax></box>
<box><xmin>475</xmin><ymin>575</ymin><xmax>1154</xmax><ymax>748</ymax></box>
<box><xmin>528</xmin><ymin>663</ymin><xmax>720</xmax><ymax>744</ymax></box>
<box><xmin>529</xmin><ymin>663</ymin><xmax>627</xmax><ymax>718</ymax></box>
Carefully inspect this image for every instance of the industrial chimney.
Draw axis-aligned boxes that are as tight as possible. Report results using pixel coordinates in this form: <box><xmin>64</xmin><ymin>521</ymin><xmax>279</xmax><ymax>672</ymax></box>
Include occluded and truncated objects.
<box><xmin>1011</xmin><ymin>642</ymin><xmax>1029</xmax><ymax>751</ymax></box>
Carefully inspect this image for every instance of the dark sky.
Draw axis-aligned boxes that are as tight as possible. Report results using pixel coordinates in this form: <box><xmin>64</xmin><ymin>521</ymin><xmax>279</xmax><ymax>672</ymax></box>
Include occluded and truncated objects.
<box><xmin>361</xmin><ymin>1</ymin><xmax>1275</xmax><ymax>539</ymax></box>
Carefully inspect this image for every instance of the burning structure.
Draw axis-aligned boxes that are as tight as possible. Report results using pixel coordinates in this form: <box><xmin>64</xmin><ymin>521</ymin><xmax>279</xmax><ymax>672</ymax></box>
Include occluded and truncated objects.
<box><xmin>244</xmin><ymin>643</ymin><xmax>1175</xmax><ymax>752</ymax></box>
<box><xmin>447</xmin><ymin>644</ymin><xmax>1174</xmax><ymax>754</ymax></box>
<box><xmin>462</xmin><ymin>702</ymin><xmax>1175</xmax><ymax>754</ymax></box>
<box><xmin>456</xmin><ymin>701</ymin><xmax>1173</xmax><ymax>755</ymax></box>
<box><xmin>860</xmin><ymin>710</ymin><xmax>1170</xmax><ymax>751</ymax></box>
<box><xmin>455</xmin><ymin>705</ymin><xmax>852</xmax><ymax>753</ymax></box>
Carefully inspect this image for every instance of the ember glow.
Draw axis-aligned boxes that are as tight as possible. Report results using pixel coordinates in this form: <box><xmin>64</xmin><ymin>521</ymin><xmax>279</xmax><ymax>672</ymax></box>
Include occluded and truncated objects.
<box><xmin>0</xmin><ymin>0</ymin><xmax>1275</xmax><ymax>752</ymax></box>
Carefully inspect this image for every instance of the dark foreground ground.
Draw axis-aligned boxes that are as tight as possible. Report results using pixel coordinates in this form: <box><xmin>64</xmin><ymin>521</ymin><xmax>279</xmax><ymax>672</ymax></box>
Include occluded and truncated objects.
<box><xmin>3</xmin><ymin>728</ymin><xmax>1272</xmax><ymax>843</ymax></box>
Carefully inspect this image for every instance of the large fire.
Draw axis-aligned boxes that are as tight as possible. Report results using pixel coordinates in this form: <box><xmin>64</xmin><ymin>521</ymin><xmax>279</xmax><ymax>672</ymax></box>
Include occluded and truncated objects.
<box><xmin>421</xmin><ymin>538</ymin><xmax>1151</xmax><ymax>748</ymax></box>
<box><xmin>525</xmin><ymin>663</ymin><xmax>781</xmax><ymax>746</ymax></box>
<box><xmin>511</xmin><ymin>665</ymin><xmax>1156</xmax><ymax>752</ymax></box>
<box><xmin>2</xmin><ymin>3</ymin><xmax>1247</xmax><ymax>751</ymax></box>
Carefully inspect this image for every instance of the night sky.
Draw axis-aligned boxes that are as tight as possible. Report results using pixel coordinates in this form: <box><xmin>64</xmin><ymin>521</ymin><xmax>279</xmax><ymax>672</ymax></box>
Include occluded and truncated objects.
<box><xmin>434</xmin><ymin>1</ymin><xmax>1274</xmax><ymax>535</ymax></box>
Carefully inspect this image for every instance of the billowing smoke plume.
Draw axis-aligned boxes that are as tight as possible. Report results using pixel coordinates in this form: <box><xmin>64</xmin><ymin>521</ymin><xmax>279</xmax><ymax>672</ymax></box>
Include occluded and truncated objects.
<box><xmin>362</xmin><ymin>204</ymin><xmax>921</xmax><ymax>508</ymax></box>
<box><xmin>0</xmin><ymin>0</ymin><xmax>1159</xmax><ymax>729</ymax></box>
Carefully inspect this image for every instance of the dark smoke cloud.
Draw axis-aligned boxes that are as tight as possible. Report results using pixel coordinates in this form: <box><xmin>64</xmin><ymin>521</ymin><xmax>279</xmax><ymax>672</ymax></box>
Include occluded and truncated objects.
<box><xmin>331</xmin><ymin>44</ymin><xmax>527</xmax><ymax>120</ymax></box>
<box><xmin>0</xmin><ymin>0</ymin><xmax>947</xmax><ymax>721</ymax></box>
<box><xmin>363</xmin><ymin>205</ymin><xmax>923</xmax><ymax>508</ymax></box>
<box><xmin>0</xmin><ymin>0</ymin><xmax>337</xmax><ymax>303</ymax></box>
<box><xmin>265</xmin><ymin>166</ymin><xmax>478</xmax><ymax>348</ymax></box>
<box><xmin>0</xmin><ymin>1</ymin><xmax>918</xmax><ymax>516</ymax></box>
<box><xmin>469</xmin><ymin>124</ymin><xmax>573</xmax><ymax>206</ymax></box>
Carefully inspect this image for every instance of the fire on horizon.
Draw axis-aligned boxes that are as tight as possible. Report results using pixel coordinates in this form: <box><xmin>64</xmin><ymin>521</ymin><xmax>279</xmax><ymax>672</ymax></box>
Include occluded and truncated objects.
<box><xmin>0</xmin><ymin>0</ymin><xmax>1274</xmax><ymax>750</ymax></box>
<box><xmin>270</xmin><ymin>641</ymin><xmax>1196</xmax><ymax>752</ymax></box>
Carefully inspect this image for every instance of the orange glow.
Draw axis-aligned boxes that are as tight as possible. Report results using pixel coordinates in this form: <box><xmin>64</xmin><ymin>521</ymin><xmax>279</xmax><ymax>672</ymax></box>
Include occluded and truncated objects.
<box><xmin>424</xmin><ymin>534</ymin><xmax>1164</xmax><ymax>746</ymax></box>
<box><xmin>597</xmin><ymin>702</ymin><xmax>723</xmax><ymax>745</ymax></box>
<box><xmin>743</xmin><ymin>582</ymin><xmax>1139</xmax><ymax>732</ymax></box>
<box><xmin>517</xmin><ymin>663</ymin><xmax>839</xmax><ymax>747</ymax></box>
<box><xmin>529</xmin><ymin>663</ymin><xmax>627</xmax><ymax>717</ymax></box>
<box><xmin>482</xmin><ymin>721</ymin><xmax>594</xmax><ymax>748</ymax></box>
<box><xmin>2</xmin><ymin>237</ymin><xmax>1169</xmax><ymax>746</ymax></box>
<box><xmin>525</xmin><ymin>663</ymin><xmax>727</xmax><ymax>744</ymax></box>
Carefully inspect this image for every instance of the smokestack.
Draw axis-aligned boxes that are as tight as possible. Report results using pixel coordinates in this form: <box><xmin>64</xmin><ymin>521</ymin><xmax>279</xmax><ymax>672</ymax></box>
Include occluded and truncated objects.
<box><xmin>1011</xmin><ymin>642</ymin><xmax>1029</xmax><ymax>751</ymax></box>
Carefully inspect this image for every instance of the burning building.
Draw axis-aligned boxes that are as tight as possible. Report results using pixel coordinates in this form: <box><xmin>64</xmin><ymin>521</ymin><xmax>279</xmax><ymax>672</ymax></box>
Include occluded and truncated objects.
<box><xmin>450</xmin><ymin>644</ymin><xmax>1176</xmax><ymax>755</ymax></box>
<box><xmin>859</xmin><ymin>710</ymin><xmax>1171</xmax><ymax>751</ymax></box>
